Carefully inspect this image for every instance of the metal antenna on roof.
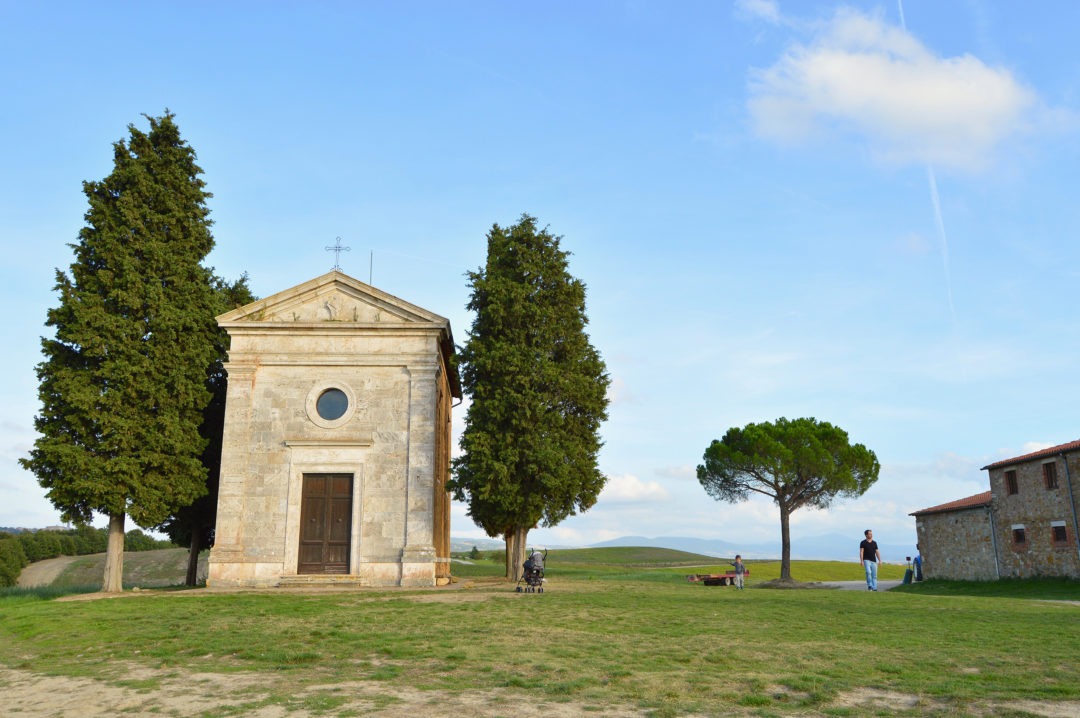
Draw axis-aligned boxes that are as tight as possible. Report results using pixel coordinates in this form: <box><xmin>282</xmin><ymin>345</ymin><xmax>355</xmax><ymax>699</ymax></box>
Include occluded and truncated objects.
<box><xmin>369</xmin><ymin>250</ymin><xmax>373</xmax><ymax>285</ymax></box>
<box><xmin>325</xmin><ymin>236</ymin><xmax>351</xmax><ymax>271</ymax></box>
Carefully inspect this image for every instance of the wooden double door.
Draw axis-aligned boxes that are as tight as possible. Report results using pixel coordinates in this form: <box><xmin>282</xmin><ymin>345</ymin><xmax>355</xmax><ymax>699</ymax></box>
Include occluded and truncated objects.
<box><xmin>298</xmin><ymin>473</ymin><xmax>353</xmax><ymax>574</ymax></box>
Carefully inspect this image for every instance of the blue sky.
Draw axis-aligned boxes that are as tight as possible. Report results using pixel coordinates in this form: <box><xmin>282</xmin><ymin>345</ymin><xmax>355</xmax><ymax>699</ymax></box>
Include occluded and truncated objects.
<box><xmin>3</xmin><ymin>1</ymin><xmax>1078</xmax><ymax>559</ymax></box>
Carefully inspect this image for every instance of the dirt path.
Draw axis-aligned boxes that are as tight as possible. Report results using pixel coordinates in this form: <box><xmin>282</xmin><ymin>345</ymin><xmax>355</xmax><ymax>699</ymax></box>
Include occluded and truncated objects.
<box><xmin>17</xmin><ymin>555</ymin><xmax>81</xmax><ymax>588</ymax></box>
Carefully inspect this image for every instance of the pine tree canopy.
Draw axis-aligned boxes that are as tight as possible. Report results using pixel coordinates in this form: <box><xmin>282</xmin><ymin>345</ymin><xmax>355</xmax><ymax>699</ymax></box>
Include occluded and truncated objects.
<box><xmin>449</xmin><ymin>214</ymin><xmax>610</xmax><ymax>538</ymax></box>
<box><xmin>21</xmin><ymin>111</ymin><xmax>222</xmax><ymax>528</ymax></box>
<box><xmin>696</xmin><ymin>417</ymin><xmax>880</xmax><ymax>580</ymax></box>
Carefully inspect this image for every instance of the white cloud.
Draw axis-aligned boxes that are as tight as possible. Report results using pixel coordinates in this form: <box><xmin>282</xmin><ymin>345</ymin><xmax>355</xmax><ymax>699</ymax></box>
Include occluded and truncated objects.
<box><xmin>981</xmin><ymin>440</ymin><xmax>1072</xmax><ymax>466</ymax></box>
<box><xmin>736</xmin><ymin>0</ymin><xmax>782</xmax><ymax>25</ymax></box>
<box><xmin>607</xmin><ymin>375</ymin><xmax>633</xmax><ymax>405</ymax></box>
<box><xmin>598</xmin><ymin>473</ymin><xmax>670</xmax><ymax>503</ymax></box>
<box><xmin>655</xmin><ymin>464</ymin><xmax>696</xmax><ymax>480</ymax></box>
<box><xmin>748</xmin><ymin>7</ymin><xmax>1038</xmax><ymax>171</ymax></box>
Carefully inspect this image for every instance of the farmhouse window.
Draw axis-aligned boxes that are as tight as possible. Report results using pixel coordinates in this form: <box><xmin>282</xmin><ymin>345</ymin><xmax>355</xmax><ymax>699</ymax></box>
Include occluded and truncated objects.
<box><xmin>1042</xmin><ymin>462</ymin><xmax>1059</xmax><ymax>489</ymax></box>
<box><xmin>1051</xmin><ymin>522</ymin><xmax>1068</xmax><ymax>545</ymax></box>
<box><xmin>1011</xmin><ymin>525</ymin><xmax>1026</xmax><ymax>548</ymax></box>
<box><xmin>1005</xmin><ymin>470</ymin><xmax>1018</xmax><ymax>495</ymax></box>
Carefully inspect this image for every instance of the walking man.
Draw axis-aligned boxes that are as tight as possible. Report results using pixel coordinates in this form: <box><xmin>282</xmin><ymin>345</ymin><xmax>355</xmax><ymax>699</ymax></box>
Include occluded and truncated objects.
<box><xmin>859</xmin><ymin>529</ymin><xmax>882</xmax><ymax>591</ymax></box>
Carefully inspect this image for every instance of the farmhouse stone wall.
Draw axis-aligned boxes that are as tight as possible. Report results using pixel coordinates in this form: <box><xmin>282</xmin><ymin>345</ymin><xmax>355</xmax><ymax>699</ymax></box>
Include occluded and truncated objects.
<box><xmin>207</xmin><ymin>271</ymin><xmax>458</xmax><ymax>588</ymax></box>
<box><xmin>986</xmin><ymin>453</ymin><xmax>1080</xmax><ymax>579</ymax></box>
<box><xmin>914</xmin><ymin>506</ymin><xmax>996</xmax><ymax>581</ymax></box>
<box><xmin>914</xmin><ymin>444</ymin><xmax>1080</xmax><ymax>582</ymax></box>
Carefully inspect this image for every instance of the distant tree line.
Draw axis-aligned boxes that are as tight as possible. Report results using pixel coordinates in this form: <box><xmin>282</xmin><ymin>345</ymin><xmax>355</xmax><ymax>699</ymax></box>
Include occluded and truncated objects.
<box><xmin>0</xmin><ymin>526</ymin><xmax>174</xmax><ymax>587</ymax></box>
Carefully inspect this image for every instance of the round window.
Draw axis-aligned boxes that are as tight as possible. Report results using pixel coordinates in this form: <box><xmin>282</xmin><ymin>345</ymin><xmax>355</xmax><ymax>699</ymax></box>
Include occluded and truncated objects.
<box><xmin>315</xmin><ymin>388</ymin><xmax>349</xmax><ymax>421</ymax></box>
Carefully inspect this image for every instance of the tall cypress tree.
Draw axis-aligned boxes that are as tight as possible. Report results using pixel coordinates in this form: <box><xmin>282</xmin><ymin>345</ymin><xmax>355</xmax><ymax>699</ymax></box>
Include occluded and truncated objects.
<box><xmin>450</xmin><ymin>214</ymin><xmax>610</xmax><ymax>580</ymax></box>
<box><xmin>21</xmin><ymin>112</ymin><xmax>220</xmax><ymax>592</ymax></box>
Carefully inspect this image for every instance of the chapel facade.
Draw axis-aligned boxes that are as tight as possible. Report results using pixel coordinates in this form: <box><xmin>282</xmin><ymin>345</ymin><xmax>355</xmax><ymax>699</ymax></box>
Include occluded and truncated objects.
<box><xmin>206</xmin><ymin>270</ymin><xmax>460</xmax><ymax>588</ymax></box>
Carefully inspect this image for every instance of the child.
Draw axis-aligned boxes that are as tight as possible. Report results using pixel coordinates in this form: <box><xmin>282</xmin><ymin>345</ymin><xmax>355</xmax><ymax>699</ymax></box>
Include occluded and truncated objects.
<box><xmin>730</xmin><ymin>555</ymin><xmax>746</xmax><ymax>590</ymax></box>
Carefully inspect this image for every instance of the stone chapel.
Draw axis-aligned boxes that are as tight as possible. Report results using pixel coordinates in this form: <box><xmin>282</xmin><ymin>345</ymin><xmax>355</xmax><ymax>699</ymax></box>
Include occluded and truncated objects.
<box><xmin>206</xmin><ymin>270</ymin><xmax>460</xmax><ymax>588</ymax></box>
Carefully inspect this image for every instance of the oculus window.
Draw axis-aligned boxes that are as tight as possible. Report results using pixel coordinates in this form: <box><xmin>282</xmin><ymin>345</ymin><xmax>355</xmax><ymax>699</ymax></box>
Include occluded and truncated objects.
<box><xmin>316</xmin><ymin>388</ymin><xmax>349</xmax><ymax>421</ymax></box>
<box><xmin>306</xmin><ymin>382</ymin><xmax>357</xmax><ymax>429</ymax></box>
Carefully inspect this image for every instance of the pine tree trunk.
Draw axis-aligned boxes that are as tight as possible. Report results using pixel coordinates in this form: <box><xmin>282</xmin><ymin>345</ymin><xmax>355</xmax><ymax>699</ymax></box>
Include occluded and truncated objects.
<box><xmin>185</xmin><ymin>529</ymin><xmax>203</xmax><ymax>587</ymax></box>
<box><xmin>102</xmin><ymin>512</ymin><xmax>125</xmax><ymax>593</ymax></box>
<box><xmin>779</xmin><ymin>503</ymin><xmax>792</xmax><ymax>581</ymax></box>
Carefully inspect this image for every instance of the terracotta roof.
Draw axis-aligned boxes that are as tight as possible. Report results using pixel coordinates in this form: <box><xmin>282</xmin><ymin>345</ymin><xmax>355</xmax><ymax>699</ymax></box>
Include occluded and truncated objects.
<box><xmin>909</xmin><ymin>491</ymin><xmax>992</xmax><ymax>517</ymax></box>
<box><xmin>981</xmin><ymin>438</ymin><xmax>1080</xmax><ymax>470</ymax></box>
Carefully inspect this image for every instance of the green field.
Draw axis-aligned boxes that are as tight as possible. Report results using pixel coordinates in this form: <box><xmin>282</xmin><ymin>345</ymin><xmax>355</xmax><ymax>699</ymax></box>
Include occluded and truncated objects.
<box><xmin>1</xmin><ymin>548</ymin><xmax>1077</xmax><ymax>717</ymax></box>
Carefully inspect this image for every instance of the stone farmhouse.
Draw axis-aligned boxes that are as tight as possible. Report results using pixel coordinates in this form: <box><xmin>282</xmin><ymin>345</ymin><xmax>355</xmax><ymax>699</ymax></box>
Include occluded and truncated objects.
<box><xmin>206</xmin><ymin>270</ymin><xmax>461</xmax><ymax>588</ymax></box>
<box><xmin>911</xmin><ymin>439</ymin><xmax>1080</xmax><ymax>580</ymax></box>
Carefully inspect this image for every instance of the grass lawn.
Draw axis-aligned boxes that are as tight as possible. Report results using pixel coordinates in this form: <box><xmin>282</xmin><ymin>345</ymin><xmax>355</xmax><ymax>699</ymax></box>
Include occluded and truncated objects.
<box><xmin>1</xmin><ymin>549</ymin><xmax>1077</xmax><ymax>717</ymax></box>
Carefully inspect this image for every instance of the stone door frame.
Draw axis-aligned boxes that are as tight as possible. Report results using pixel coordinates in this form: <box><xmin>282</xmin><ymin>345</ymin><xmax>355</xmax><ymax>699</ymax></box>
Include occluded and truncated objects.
<box><xmin>283</xmin><ymin>444</ymin><xmax>367</xmax><ymax>577</ymax></box>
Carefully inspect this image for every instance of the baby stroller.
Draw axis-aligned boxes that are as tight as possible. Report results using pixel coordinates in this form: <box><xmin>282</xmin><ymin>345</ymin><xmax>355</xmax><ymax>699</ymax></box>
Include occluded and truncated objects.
<box><xmin>516</xmin><ymin>548</ymin><xmax>548</xmax><ymax>593</ymax></box>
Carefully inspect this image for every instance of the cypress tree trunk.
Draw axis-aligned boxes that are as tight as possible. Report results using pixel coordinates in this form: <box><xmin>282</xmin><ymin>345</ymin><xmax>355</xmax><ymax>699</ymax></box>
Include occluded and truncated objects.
<box><xmin>504</xmin><ymin>529</ymin><xmax>515</xmax><ymax>580</ymax></box>
<box><xmin>505</xmin><ymin>526</ymin><xmax>528</xmax><ymax>582</ymax></box>
<box><xmin>185</xmin><ymin>528</ymin><xmax>203</xmax><ymax>587</ymax></box>
<box><xmin>102</xmin><ymin>512</ymin><xmax>125</xmax><ymax>593</ymax></box>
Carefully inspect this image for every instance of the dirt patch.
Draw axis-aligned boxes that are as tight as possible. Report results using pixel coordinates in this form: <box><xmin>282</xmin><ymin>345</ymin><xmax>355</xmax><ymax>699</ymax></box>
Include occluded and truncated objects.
<box><xmin>1008</xmin><ymin>700</ymin><xmax>1080</xmax><ymax>718</ymax></box>
<box><xmin>0</xmin><ymin>665</ymin><xmax>652</xmax><ymax>717</ymax></box>
<box><xmin>834</xmin><ymin>688</ymin><xmax>1080</xmax><ymax>717</ymax></box>
<box><xmin>4</xmin><ymin>666</ymin><xmax>1079</xmax><ymax>718</ymax></box>
<box><xmin>834</xmin><ymin>688</ymin><xmax>923</xmax><ymax>710</ymax></box>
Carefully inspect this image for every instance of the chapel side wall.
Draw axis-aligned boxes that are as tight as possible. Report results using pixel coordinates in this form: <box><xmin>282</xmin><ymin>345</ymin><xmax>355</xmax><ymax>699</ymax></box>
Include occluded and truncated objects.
<box><xmin>989</xmin><ymin>455</ymin><xmax>1080</xmax><ymax>579</ymax></box>
<box><xmin>915</xmin><ymin>508</ymin><xmax>996</xmax><ymax>581</ymax></box>
<box><xmin>432</xmin><ymin>364</ymin><xmax>452</xmax><ymax>580</ymax></box>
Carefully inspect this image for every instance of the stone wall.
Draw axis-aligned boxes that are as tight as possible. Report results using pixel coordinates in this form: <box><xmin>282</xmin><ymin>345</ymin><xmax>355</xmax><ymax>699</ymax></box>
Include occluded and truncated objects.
<box><xmin>987</xmin><ymin>454</ymin><xmax>1080</xmax><ymax>579</ymax></box>
<box><xmin>915</xmin><ymin>506</ymin><xmax>997</xmax><ymax>581</ymax></box>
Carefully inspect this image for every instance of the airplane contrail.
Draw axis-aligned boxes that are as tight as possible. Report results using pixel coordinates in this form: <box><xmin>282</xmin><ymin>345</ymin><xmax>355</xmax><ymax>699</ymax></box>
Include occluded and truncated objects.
<box><xmin>899</xmin><ymin>0</ymin><xmax>957</xmax><ymax>329</ymax></box>
<box><xmin>926</xmin><ymin>165</ymin><xmax>957</xmax><ymax>326</ymax></box>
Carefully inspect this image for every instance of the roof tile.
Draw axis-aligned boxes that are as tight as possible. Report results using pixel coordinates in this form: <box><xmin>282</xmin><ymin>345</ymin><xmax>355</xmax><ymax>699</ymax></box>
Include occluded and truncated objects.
<box><xmin>981</xmin><ymin>438</ymin><xmax>1080</xmax><ymax>470</ymax></box>
<box><xmin>910</xmin><ymin>491</ymin><xmax>992</xmax><ymax>517</ymax></box>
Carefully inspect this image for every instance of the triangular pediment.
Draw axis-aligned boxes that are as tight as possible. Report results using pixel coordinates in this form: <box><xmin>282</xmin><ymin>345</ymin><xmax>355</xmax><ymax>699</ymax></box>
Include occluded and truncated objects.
<box><xmin>217</xmin><ymin>270</ymin><xmax>448</xmax><ymax>327</ymax></box>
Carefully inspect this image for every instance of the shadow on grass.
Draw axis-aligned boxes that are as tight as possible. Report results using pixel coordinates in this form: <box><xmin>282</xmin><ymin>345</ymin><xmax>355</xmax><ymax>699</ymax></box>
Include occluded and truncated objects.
<box><xmin>891</xmin><ymin>577</ymin><xmax>1080</xmax><ymax>601</ymax></box>
<box><xmin>0</xmin><ymin>584</ymin><xmax>103</xmax><ymax>601</ymax></box>
<box><xmin>0</xmin><ymin>582</ymin><xmax>202</xmax><ymax>601</ymax></box>
<box><xmin>754</xmin><ymin>578</ymin><xmax>838</xmax><ymax>590</ymax></box>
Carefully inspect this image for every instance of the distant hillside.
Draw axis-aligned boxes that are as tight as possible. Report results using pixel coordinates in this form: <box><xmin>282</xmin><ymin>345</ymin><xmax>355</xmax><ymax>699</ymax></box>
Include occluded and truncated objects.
<box><xmin>589</xmin><ymin>535</ymin><xmax>916</xmax><ymax>564</ymax></box>
<box><xmin>20</xmin><ymin>548</ymin><xmax>205</xmax><ymax>589</ymax></box>
<box><xmin>453</xmin><ymin>533</ymin><xmax>916</xmax><ymax>563</ymax></box>
<box><xmin>450</xmin><ymin>537</ymin><xmax>505</xmax><ymax>552</ymax></box>
<box><xmin>548</xmin><ymin>546</ymin><xmax>715</xmax><ymax>566</ymax></box>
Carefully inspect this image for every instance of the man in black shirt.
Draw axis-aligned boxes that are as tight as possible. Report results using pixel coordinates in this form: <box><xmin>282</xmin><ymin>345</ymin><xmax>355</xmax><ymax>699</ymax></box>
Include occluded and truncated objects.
<box><xmin>859</xmin><ymin>529</ymin><xmax>882</xmax><ymax>591</ymax></box>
